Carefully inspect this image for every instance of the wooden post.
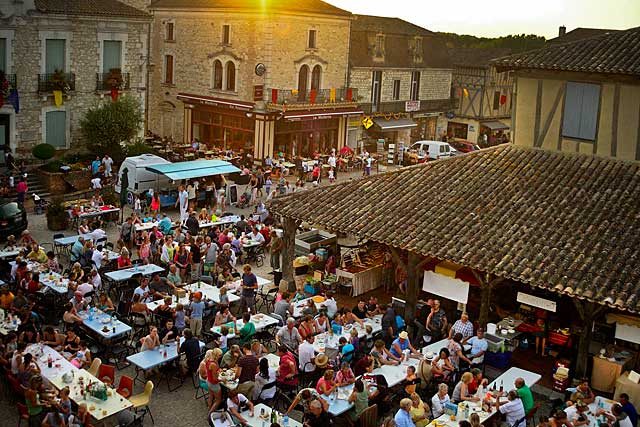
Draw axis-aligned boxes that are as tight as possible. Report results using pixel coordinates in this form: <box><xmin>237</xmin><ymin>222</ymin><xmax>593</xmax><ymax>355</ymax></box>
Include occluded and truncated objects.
<box><xmin>472</xmin><ymin>271</ymin><xmax>504</xmax><ymax>327</ymax></box>
<box><xmin>281</xmin><ymin>216</ymin><xmax>300</xmax><ymax>286</ymax></box>
<box><xmin>573</xmin><ymin>300</ymin><xmax>604</xmax><ymax>379</ymax></box>
<box><xmin>404</xmin><ymin>251</ymin><xmax>422</xmax><ymax>321</ymax></box>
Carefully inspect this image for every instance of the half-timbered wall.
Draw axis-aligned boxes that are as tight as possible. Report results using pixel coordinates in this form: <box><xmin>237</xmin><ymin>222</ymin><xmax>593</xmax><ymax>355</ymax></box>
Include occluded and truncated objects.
<box><xmin>451</xmin><ymin>65</ymin><xmax>512</xmax><ymax>120</ymax></box>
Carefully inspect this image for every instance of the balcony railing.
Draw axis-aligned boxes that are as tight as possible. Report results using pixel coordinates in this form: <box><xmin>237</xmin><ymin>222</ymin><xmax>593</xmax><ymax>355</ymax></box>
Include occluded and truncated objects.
<box><xmin>38</xmin><ymin>73</ymin><xmax>76</xmax><ymax>93</ymax></box>
<box><xmin>361</xmin><ymin>98</ymin><xmax>457</xmax><ymax>114</ymax></box>
<box><xmin>1</xmin><ymin>73</ymin><xmax>16</xmax><ymax>90</ymax></box>
<box><xmin>267</xmin><ymin>87</ymin><xmax>358</xmax><ymax>106</ymax></box>
<box><xmin>96</xmin><ymin>72</ymin><xmax>131</xmax><ymax>91</ymax></box>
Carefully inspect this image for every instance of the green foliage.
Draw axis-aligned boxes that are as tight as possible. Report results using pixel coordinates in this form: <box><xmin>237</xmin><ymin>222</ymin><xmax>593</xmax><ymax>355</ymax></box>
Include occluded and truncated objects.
<box><xmin>41</xmin><ymin>160</ymin><xmax>64</xmax><ymax>173</ymax></box>
<box><xmin>46</xmin><ymin>197</ymin><xmax>67</xmax><ymax>220</ymax></box>
<box><xmin>101</xmin><ymin>188</ymin><xmax>119</xmax><ymax>206</ymax></box>
<box><xmin>126</xmin><ymin>141</ymin><xmax>156</xmax><ymax>157</ymax></box>
<box><xmin>438</xmin><ymin>33</ymin><xmax>546</xmax><ymax>52</ymax></box>
<box><xmin>32</xmin><ymin>143</ymin><xmax>56</xmax><ymax>161</ymax></box>
<box><xmin>80</xmin><ymin>96</ymin><xmax>143</xmax><ymax>163</ymax></box>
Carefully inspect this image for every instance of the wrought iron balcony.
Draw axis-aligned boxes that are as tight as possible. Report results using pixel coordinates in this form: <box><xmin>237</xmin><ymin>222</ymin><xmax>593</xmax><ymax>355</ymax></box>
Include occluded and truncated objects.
<box><xmin>0</xmin><ymin>73</ymin><xmax>16</xmax><ymax>90</ymax></box>
<box><xmin>96</xmin><ymin>72</ymin><xmax>131</xmax><ymax>91</ymax></box>
<box><xmin>361</xmin><ymin>98</ymin><xmax>457</xmax><ymax>114</ymax></box>
<box><xmin>266</xmin><ymin>87</ymin><xmax>358</xmax><ymax>107</ymax></box>
<box><xmin>38</xmin><ymin>73</ymin><xmax>76</xmax><ymax>93</ymax></box>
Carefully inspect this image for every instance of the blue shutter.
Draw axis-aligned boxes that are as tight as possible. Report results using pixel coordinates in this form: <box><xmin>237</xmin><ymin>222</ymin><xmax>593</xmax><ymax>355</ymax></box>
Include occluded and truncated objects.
<box><xmin>0</xmin><ymin>39</ymin><xmax>6</xmax><ymax>73</ymax></box>
<box><xmin>103</xmin><ymin>40</ymin><xmax>122</xmax><ymax>73</ymax></box>
<box><xmin>46</xmin><ymin>111</ymin><xmax>66</xmax><ymax>148</ymax></box>
<box><xmin>562</xmin><ymin>82</ymin><xmax>583</xmax><ymax>139</ymax></box>
<box><xmin>578</xmin><ymin>83</ymin><xmax>600</xmax><ymax>140</ymax></box>
<box><xmin>46</xmin><ymin>39</ymin><xmax>65</xmax><ymax>74</ymax></box>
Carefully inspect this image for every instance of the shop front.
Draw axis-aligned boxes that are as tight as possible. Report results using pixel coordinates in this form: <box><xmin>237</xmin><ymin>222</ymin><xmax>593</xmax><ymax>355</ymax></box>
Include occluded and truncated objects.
<box><xmin>365</xmin><ymin>117</ymin><xmax>417</xmax><ymax>152</ymax></box>
<box><xmin>411</xmin><ymin>114</ymin><xmax>439</xmax><ymax>141</ymax></box>
<box><xmin>479</xmin><ymin>120</ymin><xmax>511</xmax><ymax>147</ymax></box>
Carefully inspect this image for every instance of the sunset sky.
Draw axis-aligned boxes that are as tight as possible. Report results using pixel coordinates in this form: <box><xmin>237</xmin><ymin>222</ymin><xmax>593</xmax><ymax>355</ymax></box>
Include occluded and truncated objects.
<box><xmin>325</xmin><ymin>0</ymin><xmax>640</xmax><ymax>38</ymax></box>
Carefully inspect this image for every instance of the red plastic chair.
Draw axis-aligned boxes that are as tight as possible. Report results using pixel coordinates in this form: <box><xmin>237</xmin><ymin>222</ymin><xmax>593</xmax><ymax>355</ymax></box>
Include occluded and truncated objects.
<box><xmin>17</xmin><ymin>402</ymin><xmax>29</xmax><ymax>427</ymax></box>
<box><xmin>116</xmin><ymin>375</ymin><xmax>134</xmax><ymax>398</ymax></box>
<box><xmin>97</xmin><ymin>364</ymin><xmax>116</xmax><ymax>386</ymax></box>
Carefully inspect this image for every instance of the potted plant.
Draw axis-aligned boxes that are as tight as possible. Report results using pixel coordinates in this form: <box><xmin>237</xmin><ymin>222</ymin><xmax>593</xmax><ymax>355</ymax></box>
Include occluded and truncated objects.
<box><xmin>106</xmin><ymin>68</ymin><xmax>124</xmax><ymax>101</ymax></box>
<box><xmin>51</xmin><ymin>69</ymin><xmax>70</xmax><ymax>107</ymax></box>
<box><xmin>46</xmin><ymin>197</ymin><xmax>68</xmax><ymax>231</ymax></box>
<box><xmin>0</xmin><ymin>71</ymin><xmax>10</xmax><ymax>99</ymax></box>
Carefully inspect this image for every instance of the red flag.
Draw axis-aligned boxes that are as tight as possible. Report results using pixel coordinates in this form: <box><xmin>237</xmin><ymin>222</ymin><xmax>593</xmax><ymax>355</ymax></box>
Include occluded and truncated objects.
<box><xmin>310</xmin><ymin>89</ymin><xmax>317</xmax><ymax>104</ymax></box>
<box><xmin>346</xmin><ymin>88</ymin><xmax>353</xmax><ymax>101</ymax></box>
<box><xmin>110</xmin><ymin>88</ymin><xmax>119</xmax><ymax>102</ymax></box>
<box><xmin>500</xmin><ymin>94</ymin><xmax>507</xmax><ymax>105</ymax></box>
<box><xmin>271</xmin><ymin>89</ymin><xmax>278</xmax><ymax>104</ymax></box>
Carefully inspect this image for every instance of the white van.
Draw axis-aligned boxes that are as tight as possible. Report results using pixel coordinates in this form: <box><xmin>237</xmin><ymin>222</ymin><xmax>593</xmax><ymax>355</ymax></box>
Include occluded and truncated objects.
<box><xmin>115</xmin><ymin>154</ymin><xmax>172</xmax><ymax>205</ymax></box>
<box><xmin>410</xmin><ymin>140</ymin><xmax>453</xmax><ymax>161</ymax></box>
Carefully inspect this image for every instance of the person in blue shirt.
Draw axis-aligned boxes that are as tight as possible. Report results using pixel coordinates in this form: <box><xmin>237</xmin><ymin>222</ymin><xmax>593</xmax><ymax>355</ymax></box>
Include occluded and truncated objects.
<box><xmin>620</xmin><ymin>393</ymin><xmax>638</xmax><ymax>427</ymax></box>
<box><xmin>395</xmin><ymin>398</ymin><xmax>416</xmax><ymax>427</ymax></box>
<box><xmin>188</xmin><ymin>292</ymin><xmax>206</xmax><ymax>337</ymax></box>
<box><xmin>464</xmin><ymin>328</ymin><xmax>489</xmax><ymax>366</ymax></box>
<box><xmin>91</xmin><ymin>156</ymin><xmax>101</xmax><ymax>175</ymax></box>
<box><xmin>159</xmin><ymin>214</ymin><xmax>173</xmax><ymax>235</ymax></box>
<box><xmin>390</xmin><ymin>331</ymin><xmax>422</xmax><ymax>359</ymax></box>
<box><xmin>339</xmin><ymin>337</ymin><xmax>355</xmax><ymax>362</ymax></box>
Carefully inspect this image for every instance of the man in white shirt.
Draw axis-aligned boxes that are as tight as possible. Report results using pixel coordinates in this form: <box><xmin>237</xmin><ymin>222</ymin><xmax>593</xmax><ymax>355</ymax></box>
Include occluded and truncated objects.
<box><xmin>77</xmin><ymin>279</ymin><xmax>94</xmax><ymax>296</ymax></box>
<box><xmin>322</xmin><ymin>291</ymin><xmax>338</xmax><ymax>318</ymax></box>
<box><xmin>175</xmin><ymin>185</ymin><xmax>189</xmax><ymax>224</ymax></box>
<box><xmin>431</xmin><ymin>383</ymin><xmax>451</xmax><ymax>418</ymax></box>
<box><xmin>328</xmin><ymin>154</ymin><xmax>337</xmax><ymax>179</ymax></box>
<box><xmin>496</xmin><ymin>390</ymin><xmax>526</xmax><ymax>427</ymax></box>
<box><xmin>298</xmin><ymin>334</ymin><xmax>316</xmax><ymax>372</ymax></box>
<box><xmin>134</xmin><ymin>280</ymin><xmax>153</xmax><ymax>303</ymax></box>
<box><xmin>102</xmin><ymin>155</ymin><xmax>113</xmax><ymax>178</ymax></box>
<box><xmin>91</xmin><ymin>246</ymin><xmax>106</xmax><ymax>269</ymax></box>
<box><xmin>89</xmin><ymin>226</ymin><xmax>107</xmax><ymax>243</ymax></box>
<box><xmin>565</xmin><ymin>402</ymin><xmax>589</xmax><ymax>426</ymax></box>
<box><xmin>89</xmin><ymin>270</ymin><xmax>102</xmax><ymax>290</ymax></box>
<box><xmin>598</xmin><ymin>404</ymin><xmax>633</xmax><ymax>427</ymax></box>
<box><xmin>276</xmin><ymin>317</ymin><xmax>302</xmax><ymax>350</ymax></box>
<box><xmin>248</xmin><ymin>227</ymin><xmax>265</xmax><ymax>243</ymax></box>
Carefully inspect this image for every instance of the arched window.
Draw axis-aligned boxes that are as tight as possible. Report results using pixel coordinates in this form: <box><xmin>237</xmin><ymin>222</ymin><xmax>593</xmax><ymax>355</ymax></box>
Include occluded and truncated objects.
<box><xmin>298</xmin><ymin>65</ymin><xmax>309</xmax><ymax>94</ymax></box>
<box><xmin>225</xmin><ymin>61</ymin><xmax>236</xmax><ymax>91</ymax></box>
<box><xmin>311</xmin><ymin>65</ymin><xmax>321</xmax><ymax>91</ymax></box>
<box><xmin>213</xmin><ymin>60</ymin><xmax>223</xmax><ymax>90</ymax></box>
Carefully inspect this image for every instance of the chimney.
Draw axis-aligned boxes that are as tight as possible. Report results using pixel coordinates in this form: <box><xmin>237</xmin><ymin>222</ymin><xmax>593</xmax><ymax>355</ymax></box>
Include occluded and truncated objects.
<box><xmin>559</xmin><ymin>26</ymin><xmax>566</xmax><ymax>37</ymax></box>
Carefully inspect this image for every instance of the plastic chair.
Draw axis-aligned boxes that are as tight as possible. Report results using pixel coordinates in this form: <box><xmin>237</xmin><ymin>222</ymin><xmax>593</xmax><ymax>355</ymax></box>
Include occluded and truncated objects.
<box><xmin>87</xmin><ymin>357</ymin><xmax>102</xmax><ymax>377</ymax></box>
<box><xmin>16</xmin><ymin>402</ymin><xmax>29</xmax><ymax>427</ymax></box>
<box><xmin>116</xmin><ymin>375</ymin><xmax>134</xmax><ymax>398</ymax></box>
<box><xmin>130</xmin><ymin>380</ymin><xmax>155</xmax><ymax>424</ymax></box>
<box><xmin>98</xmin><ymin>363</ymin><xmax>116</xmax><ymax>386</ymax></box>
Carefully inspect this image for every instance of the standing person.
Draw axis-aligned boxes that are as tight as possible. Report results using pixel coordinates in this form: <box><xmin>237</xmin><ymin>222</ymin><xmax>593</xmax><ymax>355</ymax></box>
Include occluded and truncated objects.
<box><xmin>383</xmin><ymin>250</ymin><xmax>394</xmax><ymax>292</ymax></box>
<box><xmin>256</xmin><ymin>169</ymin><xmax>264</xmax><ymax>200</ymax></box>
<box><xmin>328</xmin><ymin>152</ymin><xmax>337</xmax><ymax>179</ymax></box>
<box><xmin>175</xmin><ymin>185</ymin><xmax>189</xmax><ymax>224</ymax></box>
<box><xmin>205</xmin><ymin>179</ymin><xmax>215</xmax><ymax>209</ymax></box>
<box><xmin>186</xmin><ymin>181</ymin><xmax>196</xmax><ymax>210</ymax></box>
<box><xmin>240</xmin><ymin>264</ymin><xmax>258</xmax><ymax>314</ymax></box>
<box><xmin>269</xmin><ymin>230</ymin><xmax>283</xmax><ymax>272</ymax></box>
<box><xmin>15</xmin><ymin>177</ymin><xmax>27</xmax><ymax>206</ymax></box>
<box><xmin>102</xmin><ymin>154</ymin><xmax>113</xmax><ymax>181</ymax></box>
<box><xmin>365</xmin><ymin>156</ymin><xmax>372</xmax><ymax>176</ymax></box>
<box><xmin>216</xmin><ymin>189</ymin><xmax>226</xmax><ymax>213</ymax></box>
<box><xmin>91</xmin><ymin>156</ymin><xmax>102</xmax><ymax>176</ymax></box>
<box><xmin>188</xmin><ymin>292</ymin><xmax>205</xmax><ymax>337</ymax></box>
<box><xmin>191</xmin><ymin>235</ymin><xmax>203</xmax><ymax>282</ymax></box>
<box><xmin>381</xmin><ymin>304</ymin><xmax>398</xmax><ymax>348</ymax></box>
<box><xmin>426</xmin><ymin>300</ymin><xmax>448</xmax><ymax>341</ymax></box>
<box><xmin>150</xmin><ymin>192</ymin><xmax>160</xmax><ymax>217</ymax></box>
<box><xmin>120</xmin><ymin>217</ymin><xmax>135</xmax><ymax>251</ymax></box>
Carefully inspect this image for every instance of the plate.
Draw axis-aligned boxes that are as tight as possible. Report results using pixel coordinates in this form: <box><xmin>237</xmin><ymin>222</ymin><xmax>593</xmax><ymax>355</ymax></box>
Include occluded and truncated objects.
<box><xmin>101</xmin><ymin>318</ymin><xmax>111</xmax><ymax>324</ymax></box>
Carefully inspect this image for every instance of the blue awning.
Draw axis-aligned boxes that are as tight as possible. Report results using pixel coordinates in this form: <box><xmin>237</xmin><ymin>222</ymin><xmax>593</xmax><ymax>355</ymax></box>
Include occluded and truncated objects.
<box><xmin>145</xmin><ymin>160</ymin><xmax>240</xmax><ymax>181</ymax></box>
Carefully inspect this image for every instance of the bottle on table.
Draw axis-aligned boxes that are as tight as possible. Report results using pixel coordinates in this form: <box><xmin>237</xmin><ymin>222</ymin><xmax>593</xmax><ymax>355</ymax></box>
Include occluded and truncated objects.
<box><xmin>499</xmin><ymin>380</ymin><xmax>503</xmax><ymax>392</ymax></box>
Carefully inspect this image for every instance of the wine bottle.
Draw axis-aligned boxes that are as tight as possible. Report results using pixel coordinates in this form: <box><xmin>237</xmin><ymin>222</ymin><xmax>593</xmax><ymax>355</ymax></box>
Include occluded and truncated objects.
<box><xmin>499</xmin><ymin>380</ymin><xmax>503</xmax><ymax>392</ymax></box>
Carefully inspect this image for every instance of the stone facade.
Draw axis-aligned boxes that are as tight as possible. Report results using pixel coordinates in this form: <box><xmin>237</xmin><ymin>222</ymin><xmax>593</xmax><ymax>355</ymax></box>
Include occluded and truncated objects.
<box><xmin>147</xmin><ymin>10</ymin><xmax>352</xmax><ymax>144</ymax></box>
<box><xmin>0</xmin><ymin>3</ymin><xmax>149</xmax><ymax>157</ymax></box>
<box><xmin>350</xmin><ymin>67</ymin><xmax>452</xmax><ymax>104</ymax></box>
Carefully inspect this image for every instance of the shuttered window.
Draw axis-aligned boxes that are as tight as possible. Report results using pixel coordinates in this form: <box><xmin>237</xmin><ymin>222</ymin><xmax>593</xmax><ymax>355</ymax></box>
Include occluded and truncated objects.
<box><xmin>562</xmin><ymin>82</ymin><xmax>600</xmax><ymax>141</ymax></box>
<box><xmin>164</xmin><ymin>55</ymin><xmax>174</xmax><ymax>84</ymax></box>
<box><xmin>0</xmin><ymin>39</ymin><xmax>6</xmax><ymax>73</ymax></box>
<box><xmin>46</xmin><ymin>39</ymin><xmax>66</xmax><ymax>74</ymax></box>
<box><xmin>46</xmin><ymin>111</ymin><xmax>66</xmax><ymax>148</ymax></box>
<box><xmin>103</xmin><ymin>40</ymin><xmax>122</xmax><ymax>73</ymax></box>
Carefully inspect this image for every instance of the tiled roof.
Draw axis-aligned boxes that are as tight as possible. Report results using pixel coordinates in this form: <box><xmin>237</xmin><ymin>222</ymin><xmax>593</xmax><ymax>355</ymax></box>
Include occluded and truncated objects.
<box><xmin>35</xmin><ymin>0</ymin><xmax>150</xmax><ymax>18</ymax></box>
<box><xmin>452</xmin><ymin>47</ymin><xmax>513</xmax><ymax>68</ymax></box>
<box><xmin>149</xmin><ymin>0</ymin><xmax>351</xmax><ymax>16</ymax></box>
<box><xmin>547</xmin><ymin>28</ymin><xmax>617</xmax><ymax>45</ymax></box>
<box><xmin>493</xmin><ymin>26</ymin><xmax>640</xmax><ymax>76</ymax></box>
<box><xmin>270</xmin><ymin>145</ymin><xmax>640</xmax><ymax>312</ymax></box>
<box><xmin>350</xmin><ymin>15</ymin><xmax>451</xmax><ymax>69</ymax></box>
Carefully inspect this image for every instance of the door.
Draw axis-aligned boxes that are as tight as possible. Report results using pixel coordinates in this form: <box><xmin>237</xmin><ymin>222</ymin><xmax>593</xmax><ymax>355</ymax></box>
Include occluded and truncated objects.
<box><xmin>0</xmin><ymin>114</ymin><xmax>8</xmax><ymax>164</ymax></box>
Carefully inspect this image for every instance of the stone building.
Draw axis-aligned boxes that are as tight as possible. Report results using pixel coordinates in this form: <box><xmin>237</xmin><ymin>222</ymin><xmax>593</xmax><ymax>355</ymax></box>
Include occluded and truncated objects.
<box><xmin>0</xmin><ymin>0</ymin><xmax>150</xmax><ymax>160</ymax></box>
<box><xmin>147</xmin><ymin>0</ymin><xmax>360</xmax><ymax>160</ymax></box>
<box><xmin>348</xmin><ymin>14</ymin><xmax>454</xmax><ymax>153</ymax></box>
<box><xmin>448</xmin><ymin>48</ymin><xmax>513</xmax><ymax>146</ymax></box>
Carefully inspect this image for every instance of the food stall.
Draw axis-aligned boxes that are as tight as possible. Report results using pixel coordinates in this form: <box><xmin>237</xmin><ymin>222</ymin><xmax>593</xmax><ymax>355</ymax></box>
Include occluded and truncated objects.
<box><xmin>335</xmin><ymin>243</ymin><xmax>385</xmax><ymax>296</ymax></box>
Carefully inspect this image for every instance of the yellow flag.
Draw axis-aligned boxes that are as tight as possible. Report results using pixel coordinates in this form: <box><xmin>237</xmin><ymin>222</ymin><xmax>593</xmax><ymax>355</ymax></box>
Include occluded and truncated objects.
<box><xmin>291</xmin><ymin>89</ymin><xmax>299</xmax><ymax>95</ymax></box>
<box><xmin>329</xmin><ymin>88</ymin><xmax>336</xmax><ymax>102</ymax></box>
<box><xmin>463</xmin><ymin>88</ymin><xmax>469</xmax><ymax>98</ymax></box>
<box><xmin>53</xmin><ymin>90</ymin><xmax>63</xmax><ymax>107</ymax></box>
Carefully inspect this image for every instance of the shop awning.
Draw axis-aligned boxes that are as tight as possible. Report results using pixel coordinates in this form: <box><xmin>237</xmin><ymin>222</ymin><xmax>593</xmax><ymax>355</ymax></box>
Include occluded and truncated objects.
<box><xmin>283</xmin><ymin>108</ymin><xmax>363</xmax><ymax>121</ymax></box>
<box><xmin>481</xmin><ymin>120</ymin><xmax>510</xmax><ymax>131</ymax></box>
<box><xmin>374</xmin><ymin>118</ymin><xmax>417</xmax><ymax>131</ymax></box>
<box><xmin>145</xmin><ymin>160</ymin><xmax>240</xmax><ymax>181</ymax></box>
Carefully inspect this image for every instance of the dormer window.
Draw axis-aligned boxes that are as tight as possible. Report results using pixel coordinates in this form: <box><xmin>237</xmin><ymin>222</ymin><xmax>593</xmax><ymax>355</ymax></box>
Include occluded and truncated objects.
<box><xmin>375</xmin><ymin>34</ymin><xmax>384</xmax><ymax>57</ymax></box>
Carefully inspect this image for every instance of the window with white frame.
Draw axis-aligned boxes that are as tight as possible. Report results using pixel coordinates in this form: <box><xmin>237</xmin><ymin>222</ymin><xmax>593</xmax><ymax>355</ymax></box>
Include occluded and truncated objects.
<box><xmin>103</xmin><ymin>40</ymin><xmax>122</xmax><ymax>74</ymax></box>
<box><xmin>45</xmin><ymin>39</ymin><xmax>66</xmax><ymax>74</ymax></box>
<box><xmin>45</xmin><ymin>110</ymin><xmax>67</xmax><ymax>148</ymax></box>
<box><xmin>392</xmin><ymin>79</ymin><xmax>401</xmax><ymax>100</ymax></box>
<box><xmin>410</xmin><ymin>71</ymin><xmax>420</xmax><ymax>101</ymax></box>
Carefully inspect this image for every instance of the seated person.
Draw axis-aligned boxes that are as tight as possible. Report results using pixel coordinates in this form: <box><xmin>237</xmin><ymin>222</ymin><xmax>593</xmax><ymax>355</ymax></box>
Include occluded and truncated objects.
<box><xmin>154</xmin><ymin>296</ymin><xmax>175</xmax><ymax>319</ymax></box>
<box><xmin>149</xmin><ymin>272</ymin><xmax>176</xmax><ymax>300</ymax></box>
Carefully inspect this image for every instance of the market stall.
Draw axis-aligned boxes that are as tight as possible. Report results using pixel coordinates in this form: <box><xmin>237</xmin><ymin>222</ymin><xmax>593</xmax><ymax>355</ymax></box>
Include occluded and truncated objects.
<box><xmin>335</xmin><ymin>243</ymin><xmax>385</xmax><ymax>296</ymax></box>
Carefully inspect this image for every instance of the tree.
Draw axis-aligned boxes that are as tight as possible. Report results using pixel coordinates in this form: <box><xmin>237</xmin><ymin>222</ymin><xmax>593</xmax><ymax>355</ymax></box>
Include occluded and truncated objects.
<box><xmin>80</xmin><ymin>96</ymin><xmax>143</xmax><ymax>163</ymax></box>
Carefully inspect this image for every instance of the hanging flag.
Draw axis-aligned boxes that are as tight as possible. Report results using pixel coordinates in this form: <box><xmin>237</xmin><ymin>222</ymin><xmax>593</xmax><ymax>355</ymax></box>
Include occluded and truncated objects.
<box><xmin>271</xmin><ymin>88</ymin><xmax>278</xmax><ymax>104</ymax></box>
<box><xmin>53</xmin><ymin>90</ymin><xmax>63</xmax><ymax>107</ymax></box>
<box><xmin>310</xmin><ymin>89</ymin><xmax>317</xmax><ymax>104</ymax></box>
<box><xmin>329</xmin><ymin>88</ymin><xmax>336</xmax><ymax>102</ymax></box>
<box><xmin>111</xmin><ymin>88</ymin><xmax>119</xmax><ymax>102</ymax></box>
<box><xmin>463</xmin><ymin>88</ymin><xmax>469</xmax><ymax>98</ymax></box>
<box><xmin>500</xmin><ymin>94</ymin><xmax>507</xmax><ymax>105</ymax></box>
<box><xmin>346</xmin><ymin>88</ymin><xmax>353</xmax><ymax>101</ymax></box>
<box><xmin>457</xmin><ymin>88</ymin><xmax>462</xmax><ymax>98</ymax></box>
<box><xmin>8</xmin><ymin>89</ymin><xmax>19</xmax><ymax>113</ymax></box>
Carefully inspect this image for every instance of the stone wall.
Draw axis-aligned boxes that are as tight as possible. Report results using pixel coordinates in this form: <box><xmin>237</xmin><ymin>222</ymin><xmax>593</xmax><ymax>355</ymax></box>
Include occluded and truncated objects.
<box><xmin>3</xmin><ymin>13</ymin><xmax>149</xmax><ymax>156</ymax></box>
<box><xmin>147</xmin><ymin>11</ymin><xmax>351</xmax><ymax>142</ymax></box>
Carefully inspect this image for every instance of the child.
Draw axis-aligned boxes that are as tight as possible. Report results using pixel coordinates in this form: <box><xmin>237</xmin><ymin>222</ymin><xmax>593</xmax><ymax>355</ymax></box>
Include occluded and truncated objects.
<box><xmin>365</xmin><ymin>324</ymin><xmax>373</xmax><ymax>340</ymax></box>
<box><xmin>349</xmin><ymin>328</ymin><xmax>359</xmax><ymax>351</ymax></box>
<box><xmin>68</xmin><ymin>403</ymin><xmax>90</xmax><ymax>427</ymax></box>
<box><xmin>58</xmin><ymin>386</ymin><xmax>72</xmax><ymax>422</ymax></box>
<box><xmin>265</xmin><ymin>177</ymin><xmax>272</xmax><ymax>195</ymax></box>
<box><xmin>328</xmin><ymin>167</ymin><xmax>335</xmax><ymax>183</ymax></box>
<box><xmin>219</xmin><ymin>286</ymin><xmax>230</xmax><ymax>306</ymax></box>
<box><xmin>174</xmin><ymin>303</ymin><xmax>186</xmax><ymax>332</ymax></box>
<box><xmin>70</xmin><ymin>340</ymin><xmax>91</xmax><ymax>369</ymax></box>
<box><xmin>404</xmin><ymin>365</ymin><xmax>418</xmax><ymax>395</ymax></box>
<box><xmin>134</xmin><ymin>195</ymin><xmax>142</xmax><ymax>216</ymax></box>
<box><xmin>217</xmin><ymin>325</ymin><xmax>229</xmax><ymax>353</ymax></box>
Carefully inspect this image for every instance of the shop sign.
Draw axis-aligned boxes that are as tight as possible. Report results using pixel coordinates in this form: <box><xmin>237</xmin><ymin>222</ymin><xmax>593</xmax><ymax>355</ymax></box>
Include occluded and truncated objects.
<box><xmin>405</xmin><ymin>100</ymin><xmax>421</xmax><ymax>112</ymax></box>
<box><xmin>423</xmin><ymin>271</ymin><xmax>469</xmax><ymax>304</ymax></box>
<box><xmin>253</xmin><ymin>85</ymin><xmax>264</xmax><ymax>101</ymax></box>
<box><xmin>516</xmin><ymin>292</ymin><xmax>556</xmax><ymax>312</ymax></box>
<box><xmin>362</xmin><ymin>116</ymin><xmax>374</xmax><ymax>129</ymax></box>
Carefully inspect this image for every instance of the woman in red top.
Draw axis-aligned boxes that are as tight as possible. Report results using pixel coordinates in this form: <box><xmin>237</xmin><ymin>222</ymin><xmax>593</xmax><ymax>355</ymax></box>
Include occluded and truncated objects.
<box><xmin>117</xmin><ymin>247</ymin><xmax>132</xmax><ymax>269</ymax></box>
<box><xmin>277</xmin><ymin>345</ymin><xmax>298</xmax><ymax>387</ymax></box>
<box><xmin>26</xmin><ymin>272</ymin><xmax>41</xmax><ymax>294</ymax></box>
<box><xmin>316</xmin><ymin>369</ymin><xmax>337</xmax><ymax>396</ymax></box>
<box><xmin>312</xmin><ymin>165</ymin><xmax>321</xmax><ymax>183</ymax></box>
<box><xmin>205</xmin><ymin>348</ymin><xmax>223</xmax><ymax>411</ymax></box>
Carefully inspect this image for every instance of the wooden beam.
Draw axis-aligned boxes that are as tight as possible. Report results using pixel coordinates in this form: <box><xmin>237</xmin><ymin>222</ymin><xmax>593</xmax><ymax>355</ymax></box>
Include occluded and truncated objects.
<box><xmin>535</xmin><ymin>82</ymin><xmax>565</xmax><ymax>148</ymax></box>
<box><xmin>281</xmin><ymin>216</ymin><xmax>300</xmax><ymax>287</ymax></box>
<box><xmin>404</xmin><ymin>251</ymin><xmax>422</xmax><ymax>322</ymax></box>
<box><xmin>388</xmin><ymin>247</ymin><xmax>407</xmax><ymax>271</ymax></box>
<box><xmin>533</xmin><ymin>79</ymin><xmax>543</xmax><ymax>145</ymax></box>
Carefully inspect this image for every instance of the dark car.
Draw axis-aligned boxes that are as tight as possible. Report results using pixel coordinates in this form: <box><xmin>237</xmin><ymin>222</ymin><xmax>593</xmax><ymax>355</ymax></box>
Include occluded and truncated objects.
<box><xmin>0</xmin><ymin>198</ymin><xmax>28</xmax><ymax>240</ymax></box>
<box><xmin>450</xmin><ymin>141</ymin><xmax>481</xmax><ymax>153</ymax></box>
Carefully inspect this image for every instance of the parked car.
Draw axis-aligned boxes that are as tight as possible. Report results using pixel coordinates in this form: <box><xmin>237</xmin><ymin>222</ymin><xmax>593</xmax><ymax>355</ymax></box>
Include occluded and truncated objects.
<box><xmin>410</xmin><ymin>140</ymin><xmax>454</xmax><ymax>161</ymax></box>
<box><xmin>450</xmin><ymin>141</ymin><xmax>481</xmax><ymax>153</ymax></box>
<box><xmin>0</xmin><ymin>198</ymin><xmax>28</xmax><ymax>240</ymax></box>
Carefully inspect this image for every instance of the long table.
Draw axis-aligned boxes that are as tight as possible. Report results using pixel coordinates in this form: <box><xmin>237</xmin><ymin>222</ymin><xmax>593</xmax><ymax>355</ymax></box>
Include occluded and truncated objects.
<box><xmin>0</xmin><ymin>248</ymin><xmax>22</xmax><ymax>259</ymax></box>
<box><xmin>210</xmin><ymin>314</ymin><xmax>280</xmax><ymax>338</ymax></box>
<box><xmin>145</xmin><ymin>282</ymin><xmax>240</xmax><ymax>312</ymax></box>
<box><xmin>243</xmin><ymin>403</ymin><xmax>303</xmax><ymax>427</ymax></box>
<box><xmin>27</xmin><ymin>344</ymin><xmax>132</xmax><ymax>421</ymax></box>
<box><xmin>54</xmin><ymin>234</ymin><xmax>94</xmax><ymax>247</ymax></box>
<box><xmin>79</xmin><ymin>309</ymin><xmax>132</xmax><ymax>340</ymax></box>
<box><xmin>40</xmin><ymin>271</ymin><xmax>70</xmax><ymax>294</ymax></box>
<box><xmin>197</xmin><ymin>215</ymin><xmax>240</xmax><ymax>230</ymax></box>
<box><xmin>292</xmin><ymin>297</ymin><xmax>325</xmax><ymax>318</ymax></box>
<box><xmin>487</xmin><ymin>366</ymin><xmax>541</xmax><ymax>391</ymax></box>
<box><xmin>105</xmin><ymin>264</ymin><xmax>165</xmax><ymax>282</ymax></box>
<box><xmin>227</xmin><ymin>275</ymin><xmax>273</xmax><ymax>293</ymax></box>
<box><xmin>313</xmin><ymin>315</ymin><xmax>383</xmax><ymax>353</ymax></box>
<box><xmin>78</xmin><ymin>207</ymin><xmax>120</xmax><ymax>219</ymax></box>
<box><xmin>422</xmin><ymin>338</ymin><xmax>471</xmax><ymax>356</ymax></box>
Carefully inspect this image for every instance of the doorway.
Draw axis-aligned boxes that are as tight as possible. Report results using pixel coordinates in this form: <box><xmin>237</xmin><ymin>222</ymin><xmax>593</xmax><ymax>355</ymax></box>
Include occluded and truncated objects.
<box><xmin>0</xmin><ymin>114</ymin><xmax>9</xmax><ymax>164</ymax></box>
